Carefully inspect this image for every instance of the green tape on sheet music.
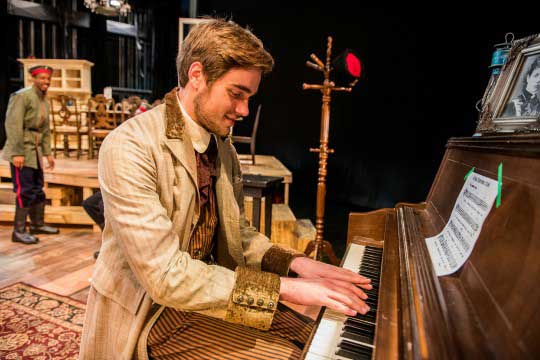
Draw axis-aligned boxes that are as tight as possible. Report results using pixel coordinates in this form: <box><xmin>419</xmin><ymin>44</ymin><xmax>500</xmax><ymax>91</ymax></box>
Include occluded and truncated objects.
<box><xmin>464</xmin><ymin>167</ymin><xmax>475</xmax><ymax>180</ymax></box>
<box><xmin>496</xmin><ymin>162</ymin><xmax>503</xmax><ymax>208</ymax></box>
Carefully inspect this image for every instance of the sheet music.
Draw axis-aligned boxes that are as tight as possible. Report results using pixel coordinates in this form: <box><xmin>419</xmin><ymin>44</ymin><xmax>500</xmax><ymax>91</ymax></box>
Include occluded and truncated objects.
<box><xmin>426</xmin><ymin>172</ymin><xmax>498</xmax><ymax>276</ymax></box>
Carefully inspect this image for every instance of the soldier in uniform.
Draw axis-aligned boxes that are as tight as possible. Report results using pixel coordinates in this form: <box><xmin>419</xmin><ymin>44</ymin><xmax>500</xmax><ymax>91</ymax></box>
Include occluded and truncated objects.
<box><xmin>2</xmin><ymin>65</ymin><xmax>59</xmax><ymax>245</ymax></box>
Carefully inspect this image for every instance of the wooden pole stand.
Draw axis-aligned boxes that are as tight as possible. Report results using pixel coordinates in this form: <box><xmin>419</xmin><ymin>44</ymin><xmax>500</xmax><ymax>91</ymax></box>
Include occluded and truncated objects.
<box><xmin>302</xmin><ymin>36</ymin><xmax>358</xmax><ymax>265</ymax></box>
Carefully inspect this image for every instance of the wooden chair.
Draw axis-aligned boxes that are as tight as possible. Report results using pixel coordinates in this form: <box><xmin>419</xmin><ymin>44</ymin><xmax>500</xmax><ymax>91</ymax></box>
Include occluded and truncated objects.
<box><xmin>232</xmin><ymin>104</ymin><xmax>262</xmax><ymax>165</ymax></box>
<box><xmin>126</xmin><ymin>95</ymin><xmax>142</xmax><ymax>118</ymax></box>
<box><xmin>87</xmin><ymin>95</ymin><xmax>117</xmax><ymax>159</ymax></box>
<box><xmin>114</xmin><ymin>102</ymin><xmax>128</xmax><ymax>123</ymax></box>
<box><xmin>50</xmin><ymin>95</ymin><xmax>87</xmax><ymax>159</ymax></box>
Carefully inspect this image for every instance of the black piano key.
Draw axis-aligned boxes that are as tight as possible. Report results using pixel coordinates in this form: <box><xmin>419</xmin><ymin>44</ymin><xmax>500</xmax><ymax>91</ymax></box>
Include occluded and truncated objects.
<box><xmin>343</xmin><ymin>322</ymin><xmax>375</xmax><ymax>336</ymax></box>
<box><xmin>360</xmin><ymin>261</ymin><xmax>381</xmax><ymax>268</ymax></box>
<box><xmin>361</xmin><ymin>265</ymin><xmax>381</xmax><ymax>271</ymax></box>
<box><xmin>362</xmin><ymin>260</ymin><xmax>381</xmax><ymax>266</ymax></box>
<box><xmin>336</xmin><ymin>348</ymin><xmax>371</xmax><ymax>360</ymax></box>
<box><xmin>359</xmin><ymin>271</ymin><xmax>379</xmax><ymax>279</ymax></box>
<box><xmin>344</xmin><ymin>318</ymin><xmax>375</xmax><ymax>330</ymax></box>
<box><xmin>365</xmin><ymin>284</ymin><xmax>379</xmax><ymax>290</ymax></box>
<box><xmin>359</xmin><ymin>266</ymin><xmax>379</xmax><ymax>272</ymax></box>
<box><xmin>346</xmin><ymin>317</ymin><xmax>375</xmax><ymax>328</ymax></box>
<box><xmin>362</xmin><ymin>252</ymin><xmax>382</xmax><ymax>259</ymax></box>
<box><xmin>356</xmin><ymin>309</ymin><xmax>376</xmax><ymax>319</ymax></box>
<box><xmin>360</xmin><ymin>265</ymin><xmax>381</xmax><ymax>272</ymax></box>
<box><xmin>354</xmin><ymin>310</ymin><xmax>377</xmax><ymax>322</ymax></box>
<box><xmin>342</xmin><ymin>329</ymin><xmax>374</xmax><ymax>345</ymax></box>
<box><xmin>364</xmin><ymin>299</ymin><xmax>378</xmax><ymax>307</ymax></box>
<box><xmin>365</xmin><ymin>251</ymin><xmax>381</xmax><ymax>255</ymax></box>
<box><xmin>338</xmin><ymin>339</ymin><xmax>374</xmax><ymax>358</ymax></box>
<box><xmin>366</xmin><ymin>290</ymin><xmax>378</xmax><ymax>297</ymax></box>
<box><xmin>363</xmin><ymin>279</ymin><xmax>379</xmax><ymax>286</ymax></box>
<box><xmin>365</xmin><ymin>246</ymin><xmax>382</xmax><ymax>253</ymax></box>
<box><xmin>364</xmin><ymin>289</ymin><xmax>379</xmax><ymax>296</ymax></box>
<box><xmin>364</xmin><ymin>300</ymin><xmax>378</xmax><ymax>309</ymax></box>
<box><xmin>359</xmin><ymin>270</ymin><xmax>379</xmax><ymax>278</ymax></box>
<box><xmin>364</xmin><ymin>301</ymin><xmax>377</xmax><ymax>309</ymax></box>
<box><xmin>364</xmin><ymin>291</ymin><xmax>378</xmax><ymax>299</ymax></box>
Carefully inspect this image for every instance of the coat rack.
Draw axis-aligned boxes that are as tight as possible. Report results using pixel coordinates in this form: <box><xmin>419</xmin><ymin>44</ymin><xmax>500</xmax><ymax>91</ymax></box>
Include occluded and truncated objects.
<box><xmin>303</xmin><ymin>36</ymin><xmax>360</xmax><ymax>264</ymax></box>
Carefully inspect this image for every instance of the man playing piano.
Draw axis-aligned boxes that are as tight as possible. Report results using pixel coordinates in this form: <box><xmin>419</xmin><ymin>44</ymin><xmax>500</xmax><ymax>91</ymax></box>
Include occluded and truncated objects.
<box><xmin>80</xmin><ymin>18</ymin><xmax>372</xmax><ymax>360</ymax></box>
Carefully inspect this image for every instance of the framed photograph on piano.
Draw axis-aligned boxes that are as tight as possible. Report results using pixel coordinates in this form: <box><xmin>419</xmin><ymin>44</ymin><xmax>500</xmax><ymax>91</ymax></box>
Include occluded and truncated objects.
<box><xmin>477</xmin><ymin>34</ymin><xmax>540</xmax><ymax>133</ymax></box>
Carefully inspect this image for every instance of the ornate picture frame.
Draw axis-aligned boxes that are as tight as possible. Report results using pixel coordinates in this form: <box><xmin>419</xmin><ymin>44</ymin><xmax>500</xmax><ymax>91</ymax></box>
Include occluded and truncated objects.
<box><xmin>477</xmin><ymin>34</ymin><xmax>540</xmax><ymax>134</ymax></box>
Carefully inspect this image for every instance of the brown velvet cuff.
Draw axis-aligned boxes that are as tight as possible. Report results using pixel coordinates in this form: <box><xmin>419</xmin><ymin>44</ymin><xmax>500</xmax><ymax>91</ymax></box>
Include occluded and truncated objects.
<box><xmin>261</xmin><ymin>245</ymin><xmax>306</xmax><ymax>277</ymax></box>
<box><xmin>224</xmin><ymin>267</ymin><xmax>280</xmax><ymax>331</ymax></box>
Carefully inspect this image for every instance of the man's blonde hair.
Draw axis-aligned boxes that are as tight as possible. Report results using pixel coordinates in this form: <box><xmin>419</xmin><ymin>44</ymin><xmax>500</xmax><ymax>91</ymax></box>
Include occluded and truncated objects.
<box><xmin>177</xmin><ymin>18</ymin><xmax>274</xmax><ymax>87</ymax></box>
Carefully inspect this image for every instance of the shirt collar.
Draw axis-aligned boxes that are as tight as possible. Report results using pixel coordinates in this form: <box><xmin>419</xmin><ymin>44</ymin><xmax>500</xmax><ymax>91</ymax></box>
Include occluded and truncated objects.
<box><xmin>176</xmin><ymin>92</ymin><xmax>211</xmax><ymax>153</ymax></box>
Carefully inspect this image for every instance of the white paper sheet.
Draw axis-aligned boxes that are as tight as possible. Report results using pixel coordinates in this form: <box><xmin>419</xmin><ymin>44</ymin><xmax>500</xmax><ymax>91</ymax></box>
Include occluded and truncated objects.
<box><xmin>425</xmin><ymin>172</ymin><xmax>499</xmax><ymax>276</ymax></box>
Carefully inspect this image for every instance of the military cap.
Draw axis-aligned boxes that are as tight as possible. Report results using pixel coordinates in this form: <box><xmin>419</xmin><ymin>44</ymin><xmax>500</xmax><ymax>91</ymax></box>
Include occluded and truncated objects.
<box><xmin>29</xmin><ymin>65</ymin><xmax>53</xmax><ymax>77</ymax></box>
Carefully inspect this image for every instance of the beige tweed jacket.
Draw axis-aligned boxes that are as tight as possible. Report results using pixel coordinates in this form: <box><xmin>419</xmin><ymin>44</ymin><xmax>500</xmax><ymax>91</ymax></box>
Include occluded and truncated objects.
<box><xmin>79</xmin><ymin>89</ymin><xmax>298</xmax><ymax>360</ymax></box>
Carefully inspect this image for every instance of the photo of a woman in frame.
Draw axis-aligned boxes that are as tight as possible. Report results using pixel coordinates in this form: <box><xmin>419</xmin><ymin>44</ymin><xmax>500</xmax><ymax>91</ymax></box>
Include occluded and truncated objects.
<box><xmin>502</xmin><ymin>56</ymin><xmax>540</xmax><ymax>117</ymax></box>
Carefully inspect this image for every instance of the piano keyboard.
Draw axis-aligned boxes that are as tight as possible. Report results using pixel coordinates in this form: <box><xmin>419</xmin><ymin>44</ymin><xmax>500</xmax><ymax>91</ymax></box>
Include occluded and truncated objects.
<box><xmin>305</xmin><ymin>244</ymin><xmax>383</xmax><ymax>360</ymax></box>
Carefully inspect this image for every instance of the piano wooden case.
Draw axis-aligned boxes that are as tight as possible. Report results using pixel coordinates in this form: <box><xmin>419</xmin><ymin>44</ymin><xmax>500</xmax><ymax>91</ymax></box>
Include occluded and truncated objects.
<box><xmin>303</xmin><ymin>134</ymin><xmax>540</xmax><ymax>359</ymax></box>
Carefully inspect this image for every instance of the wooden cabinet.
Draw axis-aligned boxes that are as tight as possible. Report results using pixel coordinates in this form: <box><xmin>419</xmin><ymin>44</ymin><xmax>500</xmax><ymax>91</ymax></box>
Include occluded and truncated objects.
<box><xmin>18</xmin><ymin>58</ymin><xmax>94</xmax><ymax>105</ymax></box>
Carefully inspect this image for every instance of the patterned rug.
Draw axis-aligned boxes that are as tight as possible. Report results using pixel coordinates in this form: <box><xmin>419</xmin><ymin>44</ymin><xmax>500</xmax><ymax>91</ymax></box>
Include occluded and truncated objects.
<box><xmin>0</xmin><ymin>283</ymin><xmax>85</xmax><ymax>359</ymax></box>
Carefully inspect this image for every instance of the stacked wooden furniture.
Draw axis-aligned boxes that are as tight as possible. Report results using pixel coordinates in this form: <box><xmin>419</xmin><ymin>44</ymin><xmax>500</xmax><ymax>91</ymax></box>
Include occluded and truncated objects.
<box><xmin>87</xmin><ymin>95</ymin><xmax>118</xmax><ymax>159</ymax></box>
<box><xmin>19</xmin><ymin>58</ymin><xmax>94</xmax><ymax>154</ymax></box>
<box><xmin>50</xmin><ymin>95</ymin><xmax>88</xmax><ymax>159</ymax></box>
<box><xmin>18</xmin><ymin>58</ymin><xmax>94</xmax><ymax>104</ymax></box>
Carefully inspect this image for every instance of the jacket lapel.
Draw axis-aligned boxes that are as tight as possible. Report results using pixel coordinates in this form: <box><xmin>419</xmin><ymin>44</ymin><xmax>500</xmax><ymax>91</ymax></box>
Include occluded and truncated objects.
<box><xmin>162</xmin><ymin>88</ymin><xmax>198</xmax><ymax>188</ymax></box>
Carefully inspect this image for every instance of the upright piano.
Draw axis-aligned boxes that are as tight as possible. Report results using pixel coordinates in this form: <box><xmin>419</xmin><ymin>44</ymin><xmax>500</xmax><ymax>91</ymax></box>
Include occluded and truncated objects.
<box><xmin>302</xmin><ymin>134</ymin><xmax>540</xmax><ymax>359</ymax></box>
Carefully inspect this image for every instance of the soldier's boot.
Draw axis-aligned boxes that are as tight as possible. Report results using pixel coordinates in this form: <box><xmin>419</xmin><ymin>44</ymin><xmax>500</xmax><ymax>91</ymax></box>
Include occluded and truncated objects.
<box><xmin>29</xmin><ymin>202</ymin><xmax>59</xmax><ymax>235</ymax></box>
<box><xmin>12</xmin><ymin>206</ymin><xmax>39</xmax><ymax>244</ymax></box>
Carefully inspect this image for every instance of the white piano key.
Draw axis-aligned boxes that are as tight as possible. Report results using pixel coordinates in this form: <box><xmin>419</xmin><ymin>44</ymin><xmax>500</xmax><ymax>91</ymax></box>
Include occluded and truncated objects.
<box><xmin>306</xmin><ymin>243</ymin><xmax>382</xmax><ymax>360</ymax></box>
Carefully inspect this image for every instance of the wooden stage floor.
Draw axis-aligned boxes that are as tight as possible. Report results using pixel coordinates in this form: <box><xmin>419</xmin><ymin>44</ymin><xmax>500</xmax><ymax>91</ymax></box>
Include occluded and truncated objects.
<box><xmin>0</xmin><ymin>225</ymin><xmax>100</xmax><ymax>304</ymax></box>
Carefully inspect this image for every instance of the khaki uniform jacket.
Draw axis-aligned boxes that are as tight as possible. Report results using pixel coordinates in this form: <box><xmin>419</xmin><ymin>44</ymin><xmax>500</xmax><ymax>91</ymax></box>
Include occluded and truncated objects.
<box><xmin>2</xmin><ymin>86</ymin><xmax>52</xmax><ymax>168</ymax></box>
<box><xmin>79</xmin><ymin>89</ymin><xmax>297</xmax><ymax>360</ymax></box>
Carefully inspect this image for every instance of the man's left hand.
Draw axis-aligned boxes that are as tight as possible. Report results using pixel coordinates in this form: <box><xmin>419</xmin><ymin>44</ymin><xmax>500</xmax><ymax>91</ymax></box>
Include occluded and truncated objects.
<box><xmin>290</xmin><ymin>256</ymin><xmax>372</xmax><ymax>291</ymax></box>
<box><xmin>46</xmin><ymin>155</ymin><xmax>55</xmax><ymax>170</ymax></box>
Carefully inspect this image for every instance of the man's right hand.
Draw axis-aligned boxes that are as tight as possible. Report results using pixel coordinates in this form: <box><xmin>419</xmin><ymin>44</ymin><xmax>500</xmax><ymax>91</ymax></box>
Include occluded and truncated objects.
<box><xmin>12</xmin><ymin>156</ymin><xmax>24</xmax><ymax>169</ymax></box>
<box><xmin>279</xmin><ymin>277</ymin><xmax>370</xmax><ymax>317</ymax></box>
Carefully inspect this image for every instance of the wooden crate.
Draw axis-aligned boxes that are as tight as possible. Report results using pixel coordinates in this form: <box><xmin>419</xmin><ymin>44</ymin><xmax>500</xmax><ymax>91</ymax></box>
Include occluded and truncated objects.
<box><xmin>44</xmin><ymin>184</ymin><xmax>78</xmax><ymax>206</ymax></box>
<box><xmin>270</xmin><ymin>204</ymin><xmax>297</xmax><ymax>250</ymax></box>
<box><xmin>243</xmin><ymin>197</ymin><xmax>316</xmax><ymax>253</ymax></box>
<box><xmin>0</xmin><ymin>204</ymin><xmax>93</xmax><ymax>226</ymax></box>
<box><xmin>294</xmin><ymin>219</ymin><xmax>316</xmax><ymax>254</ymax></box>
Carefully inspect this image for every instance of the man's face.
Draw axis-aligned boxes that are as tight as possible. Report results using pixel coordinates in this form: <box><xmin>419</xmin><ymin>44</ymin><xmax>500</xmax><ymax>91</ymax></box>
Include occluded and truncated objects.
<box><xmin>32</xmin><ymin>72</ymin><xmax>51</xmax><ymax>93</ymax></box>
<box><xmin>526</xmin><ymin>68</ymin><xmax>540</xmax><ymax>94</ymax></box>
<box><xmin>193</xmin><ymin>68</ymin><xmax>261</xmax><ymax>137</ymax></box>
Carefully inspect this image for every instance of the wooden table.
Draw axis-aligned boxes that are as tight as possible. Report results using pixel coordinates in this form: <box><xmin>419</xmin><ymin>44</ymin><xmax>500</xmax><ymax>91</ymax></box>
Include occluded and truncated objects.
<box><xmin>239</xmin><ymin>154</ymin><xmax>292</xmax><ymax>204</ymax></box>
<box><xmin>242</xmin><ymin>174</ymin><xmax>283</xmax><ymax>237</ymax></box>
